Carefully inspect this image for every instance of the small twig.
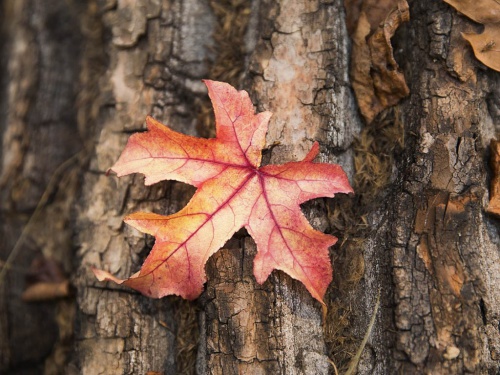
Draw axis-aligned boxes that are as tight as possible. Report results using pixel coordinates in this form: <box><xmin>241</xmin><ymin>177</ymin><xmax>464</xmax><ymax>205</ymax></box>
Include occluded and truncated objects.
<box><xmin>0</xmin><ymin>151</ymin><xmax>82</xmax><ymax>284</ymax></box>
<box><xmin>327</xmin><ymin>357</ymin><xmax>340</xmax><ymax>375</ymax></box>
<box><xmin>344</xmin><ymin>290</ymin><xmax>381</xmax><ymax>375</ymax></box>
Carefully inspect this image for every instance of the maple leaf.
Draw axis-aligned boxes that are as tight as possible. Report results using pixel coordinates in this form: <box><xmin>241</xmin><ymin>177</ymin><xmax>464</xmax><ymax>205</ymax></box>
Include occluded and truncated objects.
<box><xmin>93</xmin><ymin>80</ymin><xmax>353</xmax><ymax>304</ymax></box>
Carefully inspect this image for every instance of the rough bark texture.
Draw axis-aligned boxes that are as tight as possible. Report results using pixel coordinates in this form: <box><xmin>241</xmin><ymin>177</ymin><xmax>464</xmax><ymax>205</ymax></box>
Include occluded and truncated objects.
<box><xmin>72</xmin><ymin>1</ymin><xmax>216</xmax><ymax>374</ymax></box>
<box><xmin>345</xmin><ymin>2</ymin><xmax>500</xmax><ymax>374</ymax></box>
<box><xmin>200</xmin><ymin>0</ymin><xmax>361</xmax><ymax>373</ymax></box>
<box><xmin>0</xmin><ymin>1</ymin><xmax>83</xmax><ymax>373</ymax></box>
<box><xmin>393</xmin><ymin>3</ymin><xmax>500</xmax><ymax>373</ymax></box>
<box><xmin>2</xmin><ymin>1</ymin><xmax>500</xmax><ymax>374</ymax></box>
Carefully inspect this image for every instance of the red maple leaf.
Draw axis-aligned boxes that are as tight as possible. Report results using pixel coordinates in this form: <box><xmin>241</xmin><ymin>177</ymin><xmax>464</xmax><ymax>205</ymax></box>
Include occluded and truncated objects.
<box><xmin>93</xmin><ymin>80</ymin><xmax>353</xmax><ymax>304</ymax></box>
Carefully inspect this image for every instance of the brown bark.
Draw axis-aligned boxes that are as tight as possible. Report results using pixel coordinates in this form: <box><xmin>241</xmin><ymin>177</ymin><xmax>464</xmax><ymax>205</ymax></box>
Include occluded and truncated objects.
<box><xmin>200</xmin><ymin>0</ymin><xmax>361</xmax><ymax>373</ymax></box>
<box><xmin>2</xmin><ymin>1</ymin><xmax>499</xmax><ymax>374</ymax></box>
<box><xmin>72</xmin><ymin>0</ymin><xmax>216</xmax><ymax>374</ymax></box>
<box><xmin>0</xmin><ymin>0</ymin><xmax>83</xmax><ymax>373</ymax></box>
<box><xmin>390</xmin><ymin>3</ymin><xmax>500</xmax><ymax>372</ymax></box>
<box><xmin>343</xmin><ymin>1</ymin><xmax>500</xmax><ymax>374</ymax></box>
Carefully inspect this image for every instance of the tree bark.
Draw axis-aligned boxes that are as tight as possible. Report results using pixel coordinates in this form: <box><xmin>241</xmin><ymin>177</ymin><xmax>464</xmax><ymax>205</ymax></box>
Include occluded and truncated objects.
<box><xmin>1</xmin><ymin>1</ymin><xmax>499</xmax><ymax>374</ymax></box>
<box><xmin>0</xmin><ymin>1</ymin><xmax>83</xmax><ymax>373</ymax></box>
<box><xmin>341</xmin><ymin>1</ymin><xmax>500</xmax><ymax>374</ymax></box>
<box><xmin>391</xmin><ymin>3</ymin><xmax>500</xmax><ymax>373</ymax></box>
<box><xmin>72</xmin><ymin>1</ymin><xmax>216</xmax><ymax>374</ymax></box>
<box><xmin>199</xmin><ymin>0</ymin><xmax>361</xmax><ymax>373</ymax></box>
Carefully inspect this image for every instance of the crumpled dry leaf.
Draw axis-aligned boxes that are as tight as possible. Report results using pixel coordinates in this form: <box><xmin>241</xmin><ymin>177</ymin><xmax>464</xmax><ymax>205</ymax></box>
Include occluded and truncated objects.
<box><xmin>443</xmin><ymin>0</ymin><xmax>500</xmax><ymax>72</ymax></box>
<box><xmin>442</xmin><ymin>0</ymin><xmax>500</xmax><ymax>24</ymax></box>
<box><xmin>344</xmin><ymin>0</ymin><xmax>399</xmax><ymax>36</ymax></box>
<box><xmin>350</xmin><ymin>0</ymin><xmax>410</xmax><ymax>124</ymax></box>
<box><xmin>487</xmin><ymin>140</ymin><xmax>500</xmax><ymax>216</ymax></box>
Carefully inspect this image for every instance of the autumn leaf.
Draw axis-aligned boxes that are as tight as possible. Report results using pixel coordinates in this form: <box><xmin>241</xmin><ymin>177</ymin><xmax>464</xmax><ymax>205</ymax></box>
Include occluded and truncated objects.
<box><xmin>93</xmin><ymin>80</ymin><xmax>353</xmax><ymax>304</ymax></box>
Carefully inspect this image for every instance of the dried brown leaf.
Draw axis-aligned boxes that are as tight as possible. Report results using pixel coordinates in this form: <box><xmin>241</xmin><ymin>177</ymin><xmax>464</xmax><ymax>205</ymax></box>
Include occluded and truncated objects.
<box><xmin>344</xmin><ymin>0</ymin><xmax>400</xmax><ymax>36</ymax></box>
<box><xmin>351</xmin><ymin>0</ymin><xmax>410</xmax><ymax>124</ymax></box>
<box><xmin>443</xmin><ymin>0</ymin><xmax>500</xmax><ymax>71</ymax></box>
<box><xmin>442</xmin><ymin>0</ymin><xmax>500</xmax><ymax>24</ymax></box>
<box><xmin>487</xmin><ymin>140</ymin><xmax>500</xmax><ymax>216</ymax></box>
<box><xmin>462</xmin><ymin>24</ymin><xmax>500</xmax><ymax>72</ymax></box>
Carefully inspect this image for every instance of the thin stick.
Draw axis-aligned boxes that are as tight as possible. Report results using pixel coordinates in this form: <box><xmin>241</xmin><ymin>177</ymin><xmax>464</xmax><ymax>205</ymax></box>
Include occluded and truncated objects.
<box><xmin>344</xmin><ymin>290</ymin><xmax>381</xmax><ymax>375</ymax></box>
<box><xmin>327</xmin><ymin>357</ymin><xmax>340</xmax><ymax>375</ymax></box>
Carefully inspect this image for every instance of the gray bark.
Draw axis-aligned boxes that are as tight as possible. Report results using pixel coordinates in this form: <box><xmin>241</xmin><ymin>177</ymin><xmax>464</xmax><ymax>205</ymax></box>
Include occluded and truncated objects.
<box><xmin>73</xmin><ymin>0</ymin><xmax>215</xmax><ymax>374</ymax></box>
<box><xmin>0</xmin><ymin>0</ymin><xmax>83</xmax><ymax>373</ymax></box>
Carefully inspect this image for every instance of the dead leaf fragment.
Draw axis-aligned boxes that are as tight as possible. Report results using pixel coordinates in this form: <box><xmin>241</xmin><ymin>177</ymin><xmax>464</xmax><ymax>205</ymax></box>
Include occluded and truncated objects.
<box><xmin>22</xmin><ymin>280</ymin><xmax>70</xmax><ymax>302</ymax></box>
<box><xmin>26</xmin><ymin>255</ymin><xmax>66</xmax><ymax>285</ymax></box>
<box><xmin>462</xmin><ymin>24</ymin><xmax>500</xmax><ymax>72</ymax></box>
<box><xmin>443</xmin><ymin>0</ymin><xmax>500</xmax><ymax>72</ymax></box>
<box><xmin>351</xmin><ymin>0</ymin><xmax>410</xmax><ymax>124</ymax></box>
<box><xmin>487</xmin><ymin>139</ymin><xmax>500</xmax><ymax>216</ymax></box>
<box><xmin>344</xmin><ymin>0</ymin><xmax>400</xmax><ymax>36</ymax></box>
<box><xmin>442</xmin><ymin>0</ymin><xmax>500</xmax><ymax>24</ymax></box>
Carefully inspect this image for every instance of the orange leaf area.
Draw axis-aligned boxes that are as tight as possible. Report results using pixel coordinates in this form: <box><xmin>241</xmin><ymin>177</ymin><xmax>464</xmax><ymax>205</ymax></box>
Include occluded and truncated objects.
<box><xmin>487</xmin><ymin>140</ymin><xmax>500</xmax><ymax>216</ymax></box>
<box><xmin>350</xmin><ymin>0</ymin><xmax>410</xmax><ymax>124</ymax></box>
<box><xmin>94</xmin><ymin>81</ymin><xmax>353</xmax><ymax>304</ymax></box>
<box><xmin>443</xmin><ymin>0</ymin><xmax>500</xmax><ymax>72</ymax></box>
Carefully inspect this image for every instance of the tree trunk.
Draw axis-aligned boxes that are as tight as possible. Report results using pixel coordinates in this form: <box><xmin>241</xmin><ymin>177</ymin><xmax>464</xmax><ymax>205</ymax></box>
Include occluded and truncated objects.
<box><xmin>72</xmin><ymin>0</ymin><xmax>216</xmax><ymax>373</ymax></box>
<box><xmin>1</xmin><ymin>0</ymin><xmax>499</xmax><ymax>374</ymax></box>
<box><xmin>199</xmin><ymin>0</ymin><xmax>361</xmax><ymax>373</ymax></box>
<box><xmin>0</xmin><ymin>1</ymin><xmax>83</xmax><ymax>373</ymax></box>
<box><xmin>391</xmin><ymin>2</ymin><xmax>500</xmax><ymax>373</ymax></box>
<box><xmin>340</xmin><ymin>1</ymin><xmax>500</xmax><ymax>374</ymax></box>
